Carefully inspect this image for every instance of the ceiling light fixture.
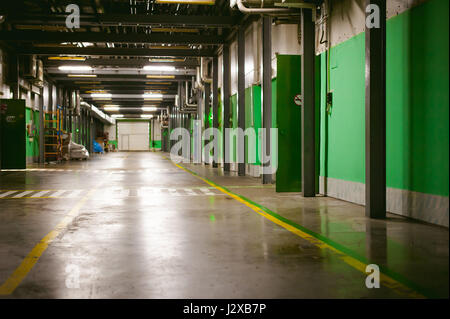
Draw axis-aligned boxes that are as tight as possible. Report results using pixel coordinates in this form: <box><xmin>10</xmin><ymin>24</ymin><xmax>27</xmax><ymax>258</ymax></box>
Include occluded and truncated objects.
<box><xmin>59</xmin><ymin>65</ymin><xmax>92</xmax><ymax>71</ymax></box>
<box><xmin>91</xmin><ymin>93</ymin><xmax>112</xmax><ymax>98</ymax></box>
<box><xmin>142</xmin><ymin>107</ymin><xmax>157</xmax><ymax>112</ymax></box>
<box><xmin>111</xmin><ymin>114</ymin><xmax>124</xmax><ymax>118</ymax></box>
<box><xmin>141</xmin><ymin>115</ymin><xmax>153</xmax><ymax>118</ymax></box>
<box><xmin>68</xmin><ymin>74</ymin><xmax>97</xmax><ymax>78</ymax></box>
<box><xmin>148</xmin><ymin>58</ymin><xmax>185</xmax><ymax>62</ymax></box>
<box><xmin>143</xmin><ymin>65</ymin><xmax>176</xmax><ymax>72</ymax></box>
<box><xmin>142</xmin><ymin>93</ymin><xmax>163</xmax><ymax>98</ymax></box>
<box><xmin>103</xmin><ymin>106</ymin><xmax>120</xmax><ymax>111</ymax></box>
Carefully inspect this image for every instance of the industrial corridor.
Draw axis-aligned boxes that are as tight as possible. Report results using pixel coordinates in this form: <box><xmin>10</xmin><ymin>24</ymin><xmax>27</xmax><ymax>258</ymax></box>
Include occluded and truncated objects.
<box><xmin>0</xmin><ymin>0</ymin><xmax>449</xmax><ymax>308</ymax></box>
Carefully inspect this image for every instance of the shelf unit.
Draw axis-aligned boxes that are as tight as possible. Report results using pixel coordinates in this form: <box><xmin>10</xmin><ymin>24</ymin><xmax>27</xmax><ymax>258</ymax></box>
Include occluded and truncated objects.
<box><xmin>43</xmin><ymin>106</ymin><xmax>63</xmax><ymax>162</ymax></box>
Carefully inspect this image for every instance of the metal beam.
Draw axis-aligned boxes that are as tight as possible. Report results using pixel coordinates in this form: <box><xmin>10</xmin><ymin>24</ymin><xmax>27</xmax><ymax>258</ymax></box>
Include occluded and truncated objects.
<box><xmin>237</xmin><ymin>26</ymin><xmax>246</xmax><ymax>176</ymax></box>
<box><xmin>212</xmin><ymin>56</ymin><xmax>219</xmax><ymax>168</ymax></box>
<box><xmin>222</xmin><ymin>44</ymin><xmax>231</xmax><ymax>172</ymax></box>
<box><xmin>0</xmin><ymin>31</ymin><xmax>224</xmax><ymax>45</ymax></box>
<box><xmin>365</xmin><ymin>0</ymin><xmax>386</xmax><ymax>219</ymax></box>
<box><xmin>52</xmin><ymin>75</ymin><xmax>192</xmax><ymax>82</ymax></box>
<box><xmin>3</xmin><ymin>14</ymin><xmax>238</xmax><ymax>27</ymax></box>
<box><xmin>262</xmin><ymin>16</ymin><xmax>272</xmax><ymax>184</ymax></box>
<box><xmin>18</xmin><ymin>47</ymin><xmax>216</xmax><ymax>57</ymax></box>
<box><xmin>301</xmin><ymin>9</ymin><xmax>316</xmax><ymax>197</ymax></box>
<box><xmin>45</xmin><ymin>59</ymin><xmax>199</xmax><ymax>68</ymax></box>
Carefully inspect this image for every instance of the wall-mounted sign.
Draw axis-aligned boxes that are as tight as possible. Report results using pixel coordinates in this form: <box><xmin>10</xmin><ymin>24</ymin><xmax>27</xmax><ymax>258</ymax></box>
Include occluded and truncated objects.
<box><xmin>6</xmin><ymin>116</ymin><xmax>16</xmax><ymax>123</ymax></box>
<box><xmin>294</xmin><ymin>94</ymin><xmax>303</xmax><ymax>106</ymax></box>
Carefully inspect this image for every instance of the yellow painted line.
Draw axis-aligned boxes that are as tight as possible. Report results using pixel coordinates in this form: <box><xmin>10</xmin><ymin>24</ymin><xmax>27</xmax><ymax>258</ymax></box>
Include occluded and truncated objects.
<box><xmin>164</xmin><ymin>157</ymin><xmax>425</xmax><ymax>299</ymax></box>
<box><xmin>0</xmin><ymin>188</ymin><xmax>98</xmax><ymax>295</ymax></box>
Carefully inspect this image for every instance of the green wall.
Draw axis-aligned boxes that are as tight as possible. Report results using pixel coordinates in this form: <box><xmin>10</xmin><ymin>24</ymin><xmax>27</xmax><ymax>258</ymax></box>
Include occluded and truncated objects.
<box><xmin>25</xmin><ymin>107</ymin><xmax>39</xmax><ymax>161</ymax></box>
<box><xmin>320</xmin><ymin>0</ymin><xmax>449</xmax><ymax>197</ymax></box>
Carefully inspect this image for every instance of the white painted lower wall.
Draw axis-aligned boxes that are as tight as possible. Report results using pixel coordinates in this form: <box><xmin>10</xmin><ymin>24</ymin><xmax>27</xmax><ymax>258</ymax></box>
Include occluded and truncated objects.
<box><xmin>319</xmin><ymin>176</ymin><xmax>449</xmax><ymax>227</ymax></box>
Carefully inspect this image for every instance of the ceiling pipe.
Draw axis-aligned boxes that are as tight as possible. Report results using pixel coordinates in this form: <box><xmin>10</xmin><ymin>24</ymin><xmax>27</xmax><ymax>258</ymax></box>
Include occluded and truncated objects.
<box><xmin>235</xmin><ymin>0</ymin><xmax>295</xmax><ymax>14</ymax></box>
<box><xmin>200</xmin><ymin>57</ymin><xmax>212</xmax><ymax>84</ymax></box>
<box><xmin>184</xmin><ymin>81</ymin><xmax>196</xmax><ymax>108</ymax></box>
<box><xmin>195</xmin><ymin>66</ymin><xmax>204</xmax><ymax>90</ymax></box>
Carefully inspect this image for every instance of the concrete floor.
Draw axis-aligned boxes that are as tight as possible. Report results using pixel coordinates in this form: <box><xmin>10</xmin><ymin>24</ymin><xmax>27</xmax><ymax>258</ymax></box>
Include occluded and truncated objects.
<box><xmin>0</xmin><ymin>152</ymin><xmax>448</xmax><ymax>298</ymax></box>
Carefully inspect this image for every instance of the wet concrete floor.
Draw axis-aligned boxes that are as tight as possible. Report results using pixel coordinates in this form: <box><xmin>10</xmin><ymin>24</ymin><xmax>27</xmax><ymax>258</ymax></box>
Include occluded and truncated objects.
<box><xmin>0</xmin><ymin>152</ymin><xmax>448</xmax><ymax>298</ymax></box>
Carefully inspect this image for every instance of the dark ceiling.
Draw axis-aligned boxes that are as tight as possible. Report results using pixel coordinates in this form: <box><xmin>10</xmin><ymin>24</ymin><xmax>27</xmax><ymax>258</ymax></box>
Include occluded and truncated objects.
<box><xmin>0</xmin><ymin>0</ymin><xmax>244</xmax><ymax>115</ymax></box>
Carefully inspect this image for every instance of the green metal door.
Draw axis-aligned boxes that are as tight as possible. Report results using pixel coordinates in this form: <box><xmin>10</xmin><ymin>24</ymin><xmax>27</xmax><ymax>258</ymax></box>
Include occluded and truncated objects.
<box><xmin>276</xmin><ymin>55</ymin><xmax>302</xmax><ymax>192</ymax></box>
<box><xmin>0</xmin><ymin>99</ymin><xmax>26</xmax><ymax>169</ymax></box>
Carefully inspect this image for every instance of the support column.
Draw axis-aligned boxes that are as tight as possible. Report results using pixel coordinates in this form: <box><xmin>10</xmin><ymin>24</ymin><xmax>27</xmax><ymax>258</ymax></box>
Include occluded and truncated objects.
<box><xmin>38</xmin><ymin>88</ymin><xmax>44</xmax><ymax>164</ymax></box>
<box><xmin>365</xmin><ymin>0</ymin><xmax>386</xmax><ymax>219</ymax></box>
<box><xmin>168</xmin><ymin>105</ymin><xmax>173</xmax><ymax>150</ymax></box>
<box><xmin>237</xmin><ymin>26</ymin><xmax>246</xmax><ymax>176</ymax></box>
<box><xmin>11</xmin><ymin>54</ymin><xmax>20</xmax><ymax>99</ymax></box>
<box><xmin>222</xmin><ymin>44</ymin><xmax>231</xmax><ymax>172</ymax></box>
<box><xmin>301</xmin><ymin>9</ymin><xmax>316</xmax><ymax>197</ymax></box>
<box><xmin>212</xmin><ymin>56</ymin><xmax>219</xmax><ymax>168</ymax></box>
<box><xmin>204</xmin><ymin>82</ymin><xmax>211</xmax><ymax>165</ymax></box>
<box><xmin>262</xmin><ymin>17</ymin><xmax>272</xmax><ymax>184</ymax></box>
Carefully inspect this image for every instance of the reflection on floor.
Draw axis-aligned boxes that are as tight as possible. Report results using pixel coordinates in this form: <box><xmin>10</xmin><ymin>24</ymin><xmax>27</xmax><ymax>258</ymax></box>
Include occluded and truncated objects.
<box><xmin>0</xmin><ymin>152</ymin><xmax>448</xmax><ymax>298</ymax></box>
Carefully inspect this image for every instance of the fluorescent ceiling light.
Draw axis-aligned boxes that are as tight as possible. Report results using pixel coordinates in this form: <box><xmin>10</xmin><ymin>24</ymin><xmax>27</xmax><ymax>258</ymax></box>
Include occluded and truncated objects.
<box><xmin>104</xmin><ymin>106</ymin><xmax>120</xmax><ymax>111</ymax></box>
<box><xmin>58</xmin><ymin>65</ymin><xmax>92</xmax><ymax>71</ymax></box>
<box><xmin>143</xmin><ymin>65</ymin><xmax>176</xmax><ymax>72</ymax></box>
<box><xmin>149</xmin><ymin>58</ymin><xmax>185</xmax><ymax>62</ymax></box>
<box><xmin>68</xmin><ymin>74</ymin><xmax>97</xmax><ymax>78</ymax></box>
<box><xmin>142</xmin><ymin>107</ymin><xmax>157</xmax><ymax>112</ymax></box>
<box><xmin>91</xmin><ymin>93</ymin><xmax>112</xmax><ymax>98</ymax></box>
<box><xmin>146</xmin><ymin>75</ymin><xmax>175</xmax><ymax>79</ymax></box>
<box><xmin>103</xmin><ymin>104</ymin><xmax>119</xmax><ymax>107</ymax></box>
<box><xmin>141</xmin><ymin>115</ymin><xmax>153</xmax><ymax>118</ymax></box>
<box><xmin>142</xmin><ymin>93</ymin><xmax>163</xmax><ymax>98</ymax></box>
<box><xmin>111</xmin><ymin>114</ymin><xmax>124</xmax><ymax>118</ymax></box>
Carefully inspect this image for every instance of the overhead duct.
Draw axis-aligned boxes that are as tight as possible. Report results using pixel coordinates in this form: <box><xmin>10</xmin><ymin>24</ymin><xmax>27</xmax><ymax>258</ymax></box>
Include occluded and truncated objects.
<box><xmin>233</xmin><ymin>0</ymin><xmax>316</xmax><ymax>15</ymax></box>
<box><xmin>234</xmin><ymin>0</ymin><xmax>296</xmax><ymax>14</ymax></box>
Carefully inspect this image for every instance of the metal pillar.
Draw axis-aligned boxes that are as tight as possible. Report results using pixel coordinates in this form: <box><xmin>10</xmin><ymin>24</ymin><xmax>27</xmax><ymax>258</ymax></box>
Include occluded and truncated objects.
<box><xmin>301</xmin><ymin>9</ymin><xmax>316</xmax><ymax>197</ymax></box>
<box><xmin>262</xmin><ymin>16</ymin><xmax>272</xmax><ymax>184</ymax></box>
<box><xmin>237</xmin><ymin>26</ymin><xmax>246</xmax><ymax>176</ymax></box>
<box><xmin>365</xmin><ymin>0</ymin><xmax>386</xmax><ymax>219</ymax></box>
<box><xmin>204</xmin><ymin>82</ymin><xmax>211</xmax><ymax>165</ymax></box>
<box><xmin>170</xmin><ymin>106</ymin><xmax>173</xmax><ymax>151</ymax></box>
<box><xmin>222</xmin><ymin>44</ymin><xmax>231</xmax><ymax>172</ymax></box>
<box><xmin>38</xmin><ymin>88</ymin><xmax>44</xmax><ymax>164</ymax></box>
<box><xmin>212</xmin><ymin>56</ymin><xmax>219</xmax><ymax>168</ymax></box>
<box><xmin>11</xmin><ymin>55</ymin><xmax>20</xmax><ymax>99</ymax></box>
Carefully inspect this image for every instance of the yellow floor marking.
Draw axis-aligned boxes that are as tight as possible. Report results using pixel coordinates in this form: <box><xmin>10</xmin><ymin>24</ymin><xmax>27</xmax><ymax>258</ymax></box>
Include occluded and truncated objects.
<box><xmin>165</xmin><ymin>157</ymin><xmax>425</xmax><ymax>299</ymax></box>
<box><xmin>0</xmin><ymin>188</ymin><xmax>98</xmax><ymax>295</ymax></box>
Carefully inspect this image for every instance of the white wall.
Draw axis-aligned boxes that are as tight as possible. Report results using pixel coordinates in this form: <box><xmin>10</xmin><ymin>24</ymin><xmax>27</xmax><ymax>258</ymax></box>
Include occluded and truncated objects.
<box><xmin>224</xmin><ymin>20</ymin><xmax>302</xmax><ymax>97</ymax></box>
